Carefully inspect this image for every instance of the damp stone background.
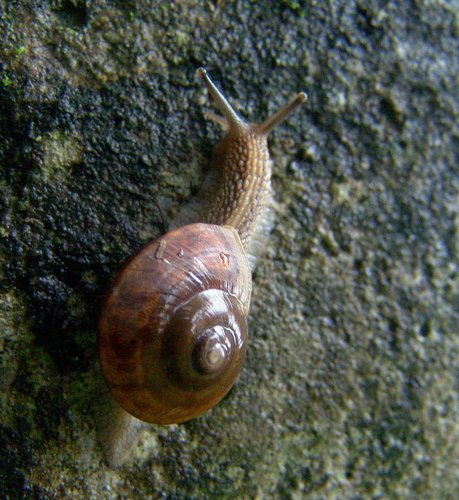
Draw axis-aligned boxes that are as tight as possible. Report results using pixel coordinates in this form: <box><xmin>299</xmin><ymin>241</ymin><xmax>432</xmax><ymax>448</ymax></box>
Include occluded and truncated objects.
<box><xmin>0</xmin><ymin>1</ymin><xmax>458</xmax><ymax>497</ymax></box>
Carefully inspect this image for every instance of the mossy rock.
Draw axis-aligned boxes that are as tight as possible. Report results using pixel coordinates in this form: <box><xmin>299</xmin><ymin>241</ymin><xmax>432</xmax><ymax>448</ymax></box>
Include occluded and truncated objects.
<box><xmin>0</xmin><ymin>0</ymin><xmax>458</xmax><ymax>497</ymax></box>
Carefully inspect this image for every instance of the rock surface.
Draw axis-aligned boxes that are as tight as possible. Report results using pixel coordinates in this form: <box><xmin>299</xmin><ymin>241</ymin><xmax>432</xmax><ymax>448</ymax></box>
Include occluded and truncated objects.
<box><xmin>0</xmin><ymin>0</ymin><xmax>458</xmax><ymax>497</ymax></box>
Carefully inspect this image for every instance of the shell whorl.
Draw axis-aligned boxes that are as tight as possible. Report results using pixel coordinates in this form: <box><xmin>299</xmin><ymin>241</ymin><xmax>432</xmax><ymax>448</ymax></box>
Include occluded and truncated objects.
<box><xmin>99</xmin><ymin>223</ymin><xmax>251</xmax><ymax>424</ymax></box>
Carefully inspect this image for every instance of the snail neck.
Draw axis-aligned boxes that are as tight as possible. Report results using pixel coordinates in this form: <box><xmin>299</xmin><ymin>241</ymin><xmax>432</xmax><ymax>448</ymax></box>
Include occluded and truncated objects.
<box><xmin>204</xmin><ymin>128</ymin><xmax>271</xmax><ymax>248</ymax></box>
<box><xmin>194</xmin><ymin>68</ymin><xmax>306</xmax><ymax>249</ymax></box>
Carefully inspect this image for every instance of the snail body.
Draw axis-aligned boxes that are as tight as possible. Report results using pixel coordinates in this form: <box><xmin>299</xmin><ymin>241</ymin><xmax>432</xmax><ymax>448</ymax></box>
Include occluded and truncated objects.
<box><xmin>96</xmin><ymin>68</ymin><xmax>306</xmax><ymax>466</ymax></box>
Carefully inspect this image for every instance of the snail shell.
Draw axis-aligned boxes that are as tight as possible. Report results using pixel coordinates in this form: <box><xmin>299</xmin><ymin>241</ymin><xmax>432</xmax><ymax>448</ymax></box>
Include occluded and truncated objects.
<box><xmin>99</xmin><ymin>223</ymin><xmax>251</xmax><ymax>424</ymax></box>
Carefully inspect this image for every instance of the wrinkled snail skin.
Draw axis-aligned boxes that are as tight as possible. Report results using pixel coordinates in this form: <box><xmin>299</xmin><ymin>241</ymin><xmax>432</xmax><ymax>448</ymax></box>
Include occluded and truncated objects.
<box><xmin>96</xmin><ymin>68</ymin><xmax>306</xmax><ymax>466</ymax></box>
<box><xmin>93</xmin><ymin>385</ymin><xmax>148</xmax><ymax>468</ymax></box>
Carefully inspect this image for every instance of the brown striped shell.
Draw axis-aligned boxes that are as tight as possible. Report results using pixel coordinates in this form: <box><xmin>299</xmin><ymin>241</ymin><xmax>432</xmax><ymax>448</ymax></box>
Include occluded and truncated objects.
<box><xmin>99</xmin><ymin>223</ymin><xmax>251</xmax><ymax>424</ymax></box>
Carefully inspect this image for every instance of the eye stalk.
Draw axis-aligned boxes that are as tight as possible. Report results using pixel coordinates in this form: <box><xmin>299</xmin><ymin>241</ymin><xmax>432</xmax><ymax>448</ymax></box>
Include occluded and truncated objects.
<box><xmin>196</xmin><ymin>66</ymin><xmax>307</xmax><ymax>137</ymax></box>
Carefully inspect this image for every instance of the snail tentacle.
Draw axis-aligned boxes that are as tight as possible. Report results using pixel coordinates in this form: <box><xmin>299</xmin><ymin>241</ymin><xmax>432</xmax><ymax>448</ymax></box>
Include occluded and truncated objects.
<box><xmin>196</xmin><ymin>68</ymin><xmax>246</xmax><ymax>133</ymax></box>
<box><xmin>256</xmin><ymin>92</ymin><xmax>307</xmax><ymax>135</ymax></box>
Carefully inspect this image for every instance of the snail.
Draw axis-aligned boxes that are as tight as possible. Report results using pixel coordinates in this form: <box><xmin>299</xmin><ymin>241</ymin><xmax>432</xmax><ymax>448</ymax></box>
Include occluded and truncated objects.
<box><xmin>96</xmin><ymin>68</ymin><xmax>306</xmax><ymax>466</ymax></box>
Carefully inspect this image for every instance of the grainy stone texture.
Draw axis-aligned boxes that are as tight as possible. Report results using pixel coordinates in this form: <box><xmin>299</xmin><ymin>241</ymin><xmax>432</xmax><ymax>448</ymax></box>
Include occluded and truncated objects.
<box><xmin>0</xmin><ymin>0</ymin><xmax>458</xmax><ymax>498</ymax></box>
